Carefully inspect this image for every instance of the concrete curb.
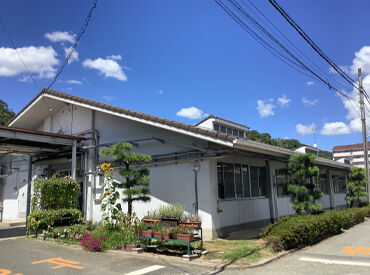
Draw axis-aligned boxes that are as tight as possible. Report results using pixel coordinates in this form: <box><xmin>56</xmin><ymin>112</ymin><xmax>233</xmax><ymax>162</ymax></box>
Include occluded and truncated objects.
<box><xmin>30</xmin><ymin>238</ymin><xmax>296</xmax><ymax>271</ymax></box>
<box><xmin>107</xmin><ymin>247</ymin><xmax>297</xmax><ymax>271</ymax></box>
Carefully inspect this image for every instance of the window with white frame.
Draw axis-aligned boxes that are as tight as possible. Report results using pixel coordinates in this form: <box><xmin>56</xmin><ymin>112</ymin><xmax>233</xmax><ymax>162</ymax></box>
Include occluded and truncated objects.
<box><xmin>217</xmin><ymin>162</ymin><xmax>266</xmax><ymax>199</ymax></box>
<box><xmin>213</xmin><ymin>123</ymin><xmax>245</xmax><ymax>138</ymax></box>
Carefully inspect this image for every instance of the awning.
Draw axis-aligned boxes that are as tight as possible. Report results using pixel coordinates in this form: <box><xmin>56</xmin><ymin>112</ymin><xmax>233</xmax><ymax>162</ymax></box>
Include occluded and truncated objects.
<box><xmin>0</xmin><ymin>125</ymin><xmax>83</xmax><ymax>155</ymax></box>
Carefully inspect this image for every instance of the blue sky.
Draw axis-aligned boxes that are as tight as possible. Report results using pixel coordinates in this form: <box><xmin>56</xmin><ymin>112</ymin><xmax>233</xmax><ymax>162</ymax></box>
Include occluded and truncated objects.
<box><xmin>1</xmin><ymin>0</ymin><xmax>370</xmax><ymax>151</ymax></box>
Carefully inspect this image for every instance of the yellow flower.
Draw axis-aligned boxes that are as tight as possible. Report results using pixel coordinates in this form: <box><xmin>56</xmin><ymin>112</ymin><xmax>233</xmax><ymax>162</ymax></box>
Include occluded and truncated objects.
<box><xmin>106</xmin><ymin>191</ymin><xmax>110</xmax><ymax>196</ymax></box>
<box><xmin>101</xmin><ymin>163</ymin><xmax>109</xmax><ymax>170</ymax></box>
<box><xmin>109</xmin><ymin>168</ymin><xmax>114</xmax><ymax>172</ymax></box>
<box><xmin>105</xmin><ymin>171</ymin><xmax>109</xmax><ymax>176</ymax></box>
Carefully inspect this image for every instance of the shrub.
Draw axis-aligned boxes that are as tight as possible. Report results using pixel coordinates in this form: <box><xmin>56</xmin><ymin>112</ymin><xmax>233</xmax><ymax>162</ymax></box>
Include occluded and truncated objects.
<box><xmin>31</xmin><ymin>174</ymin><xmax>80</xmax><ymax>211</ymax></box>
<box><xmin>261</xmin><ymin>206</ymin><xmax>370</xmax><ymax>252</ymax></box>
<box><xmin>28</xmin><ymin>209</ymin><xmax>83</xmax><ymax>232</ymax></box>
<box><xmin>346</xmin><ymin>167</ymin><xmax>367</xmax><ymax>208</ymax></box>
<box><xmin>80</xmin><ymin>233</ymin><xmax>104</xmax><ymax>252</ymax></box>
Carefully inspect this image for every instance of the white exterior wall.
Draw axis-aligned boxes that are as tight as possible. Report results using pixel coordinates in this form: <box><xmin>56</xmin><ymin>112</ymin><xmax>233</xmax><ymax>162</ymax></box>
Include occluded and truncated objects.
<box><xmin>1</xmin><ymin>156</ymin><xmax>29</xmax><ymax>221</ymax></box>
<box><xmin>211</xmin><ymin>155</ymin><xmax>271</xmax><ymax>233</ymax></box>
<box><xmin>197</xmin><ymin>118</ymin><xmax>215</xmax><ymax>130</ymax></box>
<box><xmin>2</xmin><ymin>99</ymin><xmax>351</xmax><ymax>239</ymax></box>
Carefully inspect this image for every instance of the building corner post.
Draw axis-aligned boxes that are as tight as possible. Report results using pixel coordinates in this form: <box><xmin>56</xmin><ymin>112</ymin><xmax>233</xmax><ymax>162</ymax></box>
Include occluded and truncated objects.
<box><xmin>327</xmin><ymin>169</ymin><xmax>334</xmax><ymax>209</ymax></box>
<box><xmin>25</xmin><ymin>156</ymin><xmax>33</xmax><ymax>228</ymax></box>
<box><xmin>265</xmin><ymin>160</ymin><xmax>277</xmax><ymax>223</ymax></box>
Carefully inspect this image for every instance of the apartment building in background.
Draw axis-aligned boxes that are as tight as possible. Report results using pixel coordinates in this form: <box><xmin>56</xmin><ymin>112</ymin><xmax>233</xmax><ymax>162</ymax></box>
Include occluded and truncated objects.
<box><xmin>332</xmin><ymin>143</ymin><xmax>369</xmax><ymax>167</ymax></box>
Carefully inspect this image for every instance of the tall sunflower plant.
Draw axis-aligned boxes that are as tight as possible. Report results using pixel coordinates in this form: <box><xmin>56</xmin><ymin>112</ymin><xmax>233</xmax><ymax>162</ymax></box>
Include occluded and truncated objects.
<box><xmin>100</xmin><ymin>163</ymin><xmax>123</xmax><ymax>228</ymax></box>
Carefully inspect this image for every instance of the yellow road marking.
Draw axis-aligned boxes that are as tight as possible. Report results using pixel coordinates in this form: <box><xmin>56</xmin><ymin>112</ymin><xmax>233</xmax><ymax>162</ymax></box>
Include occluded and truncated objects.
<box><xmin>0</xmin><ymin>269</ymin><xmax>22</xmax><ymax>275</ymax></box>
<box><xmin>32</xmin><ymin>257</ymin><xmax>84</xmax><ymax>270</ymax></box>
<box><xmin>341</xmin><ymin>246</ymin><xmax>370</xmax><ymax>255</ymax></box>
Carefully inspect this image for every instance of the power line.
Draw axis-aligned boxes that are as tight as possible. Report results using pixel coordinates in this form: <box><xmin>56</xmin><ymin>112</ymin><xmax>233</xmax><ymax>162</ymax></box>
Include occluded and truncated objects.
<box><xmin>241</xmin><ymin>0</ymin><xmax>349</xmax><ymax>91</ymax></box>
<box><xmin>0</xmin><ymin>18</ymin><xmax>40</xmax><ymax>91</ymax></box>
<box><xmin>267</xmin><ymin>0</ymin><xmax>370</xmax><ymax>104</ymax></box>
<box><xmin>46</xmin><ymin>0</ymin><xmax>98</xmax><ymax>90</ymax></box>
<box><xmin>215</xmin><ymin>0</ymin><xmax>352</xmax><ymax>100</ymax></box>
<box><xmin>214</xmin><ymin>0</ymin><xmax>365</xmax><ymax>130</ymax></box>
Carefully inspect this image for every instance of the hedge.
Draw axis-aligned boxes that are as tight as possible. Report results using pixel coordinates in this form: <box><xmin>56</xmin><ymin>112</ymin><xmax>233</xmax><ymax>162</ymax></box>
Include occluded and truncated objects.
<box><xmin>31</xmin><ymin>175</ymin><xmax>80</xmax><ymax>211</ymax></box>
<box><xmin>28</xmin><ymin>209</ymin><xmax>83</xmax><ymax>232</ymax></box>
<box><xmin>261</xmin><ymin>206</ymin><xmax>370</xmax><ymax>252</ymax></box>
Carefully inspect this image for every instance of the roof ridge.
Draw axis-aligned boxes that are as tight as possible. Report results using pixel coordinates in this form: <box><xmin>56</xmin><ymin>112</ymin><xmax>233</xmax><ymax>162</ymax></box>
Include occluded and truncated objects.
<box><xmin>10</xmin><ymin>88</ymin><xmax>236</xmax><ymax>143</ymax></box>
<box><xmin>194</xmin><ymin>114</ymin><xmax>249</xmax><ymax>128</ymax></box>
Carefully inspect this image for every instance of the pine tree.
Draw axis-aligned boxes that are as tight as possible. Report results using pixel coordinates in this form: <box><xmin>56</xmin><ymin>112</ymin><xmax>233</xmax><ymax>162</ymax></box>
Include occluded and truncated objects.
<box><xmin>346</xmin><ymin>167</ymin><xmax>367</xmax><ymax>208</ymax></box>
<box><xmin>286</xmin><ymin>154</ymin><xmax>323</xmax><ymax>214</ymax></box>
<box><xmin>101</xmin><ymin>142</ymin><xmax>152</xmax><ymax>220</ymax></box>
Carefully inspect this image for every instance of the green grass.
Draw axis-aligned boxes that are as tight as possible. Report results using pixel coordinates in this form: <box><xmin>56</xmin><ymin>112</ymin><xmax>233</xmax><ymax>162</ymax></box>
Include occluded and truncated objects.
<box><xmin>202</xmin><ymin>239</ymin><xmax>274</xmax><ymax>265</ymax></box>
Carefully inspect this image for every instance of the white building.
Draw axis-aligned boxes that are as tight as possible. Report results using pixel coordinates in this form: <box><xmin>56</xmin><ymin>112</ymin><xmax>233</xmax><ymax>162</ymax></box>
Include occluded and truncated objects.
<box><xmin>333</xmin><ymin>143</ymin><xmax>368</xmax><ymax>168</ymax></box>
<box><xmin>0</xmin><ymin>89</ymin><xmax>351</xmax><ymax>239</ymax></box>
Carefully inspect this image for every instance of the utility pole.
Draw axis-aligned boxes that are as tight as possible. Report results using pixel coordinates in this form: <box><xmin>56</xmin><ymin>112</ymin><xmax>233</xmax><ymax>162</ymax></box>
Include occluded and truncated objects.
<box><xmin>359</xmin><ymin>68</ymin><xmax>370</xmax><ymax>200</ymax></box>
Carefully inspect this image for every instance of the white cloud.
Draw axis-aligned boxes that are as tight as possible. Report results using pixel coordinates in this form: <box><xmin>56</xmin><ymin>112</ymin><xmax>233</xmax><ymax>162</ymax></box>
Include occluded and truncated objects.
<box><xmin>335</xmin><ymin>46</ymin><xmax>370</xmax><ymax>134</ymax></box>
<box><xmin>45</xmin><ymin>31</ymin><xmax>76</xmax><ymax>43</ymax></box>
<box><xmin>106</xmin><ymin>54</ymin><xmax>122</xmax><ymax>61</ymax></box>
<box><xmin>350</xmin><ymin>46</ymin><xmax>370</xmax><ymax>75</ymax></box>
<box><xmin>176</xmin><ymin>106</ymin><xmax>207</xmax><ymax>119</ymax></box>
<box><xmin>82</xmin><ymin>57</ymin><xmax>127</xmax><ymax>81</ymax></box>
<box><xmin>0</xmin><ymin>46</ymin><xmax>58</xmax><ymax>78</ymax></box>
<box><xmin>329</xmin><ymin>65</ymin><xmax>351</xmax><ymax>75</ymax></box>
<box><xmin>257</xmin><ymin>99</ymin><xmax>275</xmax><ymax>117</ymax></box>
<box><xmin>321</xmin><ymin>122</ymin><xmax>351</xmax><ymax>135</ymax></box>
<box><xmin>277</xmin><ymin>94</ymin><xmax>291</xmax><ymax>107</ymax></box>
<box><xmin>64</xmin><ymin>47</ymin><xmax>79</xmax><ymax>63</ymax></box>
<box><xmin>102</xmin><ymin>95</ymin><xmax>114</xmax><ymax>101</ymax></box>
<box><xmin>66</xmin><ymin>79</ymin><xmax>82</xmax><ymax>85</ymax></box>
<box><xmin>155</xmin><ymin>90</ymin><xmax>164</xmax><ymax>95</ymax></box>
<box><xmin>306</xmin><ymin>81</ymin><xmax>314</xmax><ymax>86</ymax></box>
<box><xmin>18</xmin><ymin>75</ymin><xmax>31</xmax><ymax>82</ymax></box>
<box><xmin>302</xmin><ymin>97</ymin><xmax>318</xmax><ymax>106</ymax></box>
<box><xmin>296</xmin><ymin>123</ymin><xmax>315</xmax><ymax>136</ymax></box>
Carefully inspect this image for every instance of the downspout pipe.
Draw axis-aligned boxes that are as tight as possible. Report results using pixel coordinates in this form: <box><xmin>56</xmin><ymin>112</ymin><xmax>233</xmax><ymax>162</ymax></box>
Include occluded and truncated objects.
<box><xmin>193</xmin><ymin>161</ymin><xmax>200</xmax><ymax>215</ymax></box>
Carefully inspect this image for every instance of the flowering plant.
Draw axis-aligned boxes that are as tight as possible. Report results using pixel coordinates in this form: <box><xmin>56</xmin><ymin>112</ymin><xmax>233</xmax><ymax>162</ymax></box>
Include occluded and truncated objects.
<box><xmin>169</xmin><ymin>225</ymin><xmax>192</xmax><ymax>234</ymax></box>
<box><xmin>43</xmin><ymin>224</ymin><xmax>93</xmax><ymax>242</ymax></box>
<box><xmin>100</xmin><ymin>163</ymin><xmax>122</xmax><ymax>227</ymax></box>
<box><xmin>80</xmin><ymin>233</ymin><xmax>105</xmax><ymax>252</ymax></box>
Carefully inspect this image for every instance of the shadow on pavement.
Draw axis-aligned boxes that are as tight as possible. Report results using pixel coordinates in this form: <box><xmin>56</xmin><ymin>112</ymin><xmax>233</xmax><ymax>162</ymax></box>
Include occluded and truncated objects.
<box><xmin>0</xmin><ymin>227</ymin><xmax>27</xmax><ymax>239</ymax></box>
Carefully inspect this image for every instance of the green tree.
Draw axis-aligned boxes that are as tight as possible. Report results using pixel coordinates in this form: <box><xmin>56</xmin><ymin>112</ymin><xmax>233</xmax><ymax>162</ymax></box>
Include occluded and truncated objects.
<box><xmin>286</xmin><ymin>154</ymin><xmax>323</xmax><ymax>214</ymax></box>
<box><xmin>346</xmin><ymin>167</ymin><xmax>367</xmax><ymax>208</ymax></box>
<box><xmin>0</xmin><ymin>99</ymin><xmax>15</xmax><ymax>125</ymax></box>
<box><xmin>100</xmin><ymin>142</ymin><xmax>152</xmax><ymax>220</ymax></box>
<box><xmin>318</xmin><ymin>150</ymin><xmax>333</xmax><ymax>160</ymax></box>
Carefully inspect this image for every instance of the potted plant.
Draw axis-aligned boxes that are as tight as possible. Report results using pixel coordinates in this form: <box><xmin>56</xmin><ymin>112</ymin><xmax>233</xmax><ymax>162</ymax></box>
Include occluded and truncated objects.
<box><xmin>180</xmin><ymin>213</ymin><xmax>202</xmax><ymax>229</ymax></box>
<box><xmin>121</xmin><ymin>243</ymin><xmax>135</xmax><ymax>252</ymax></box>
<box><xmin>152</xmin><ymin>221</ymin><xmax>171</xmax><ymax>239</ymax></box>
<box><xmin>142</xmin><ymin>210</ymin><xmax>160</xmax><ymax>225</ymax></box>
<box><xmin>170</xmin><ymin>226</ymin><xmax>194</xmax><ymax>241</ymax></box>
<box><xmin>135</xmin><ymin>222</ymin><xmax>148</xmax><ymax>237</ymax></box>
<box><xmin>158</xmin><ymin>203</ymin><xmax>184</xmax><ymax>227</ymax></box>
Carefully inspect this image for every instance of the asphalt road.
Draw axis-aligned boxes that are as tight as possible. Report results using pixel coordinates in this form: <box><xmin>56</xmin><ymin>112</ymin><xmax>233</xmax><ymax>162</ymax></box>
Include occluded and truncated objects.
<box><xmin>2</xmin><ymin>220</ymin><xmax>370</xmax><ymax>275</ymax></box>
<box><xmin>220</xmin><ymin>219</ymin><xmax>370</xmax><ymax>275</ymax></box>
<box><xmin>0</xmin><ymin>238</ymin><xmax>208</xmax><ymax>275</ymax></box>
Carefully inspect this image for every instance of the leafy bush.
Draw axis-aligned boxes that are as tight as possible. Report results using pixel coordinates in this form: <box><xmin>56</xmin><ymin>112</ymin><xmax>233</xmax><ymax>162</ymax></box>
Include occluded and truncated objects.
<box><xmin>31</xmin><ymin>174</ymin><xmax>80</xmax><ymax>211</ymax></box>
<box><xmin>28</xmin><ymin>209</ymin><xmax>83</xmax><ymax>232</ymax></box>
<box><xmin>261</xmin><ymin>206</ymin><xmax>370</xmax><ymax>252</ymax></box>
